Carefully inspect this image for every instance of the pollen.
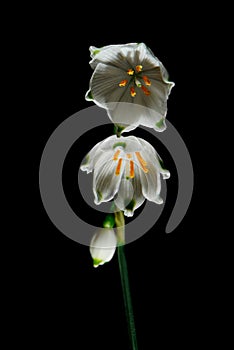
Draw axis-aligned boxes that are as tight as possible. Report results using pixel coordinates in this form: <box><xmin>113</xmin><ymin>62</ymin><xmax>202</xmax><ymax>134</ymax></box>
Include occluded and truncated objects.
<box><xmin>127</xmin><ymin>69</ymin><xmax>134</xmax><ymax>75</ymax></box>
<box><xmin>113</xmin><ymin>149</ymin><xmax>121</xmax><ymax>160</ymax></box>
<box><xmin>126</xmin><ymin>153</ymin><xmax>132</xmax><ymax>159</ymax></box>
<box><xmin>130</xmin><ymin>87</ymin><xmax>136</xmax><ymax>97</ymax></box>
<box><xmin>115</xmin><ymin>158</ymin><xmax>123</xmax><ymax>176</ymax></box>
<box><xmin>129</xmin><ymin>160</ymin><xmax>135</xmax><ymax>178</ymax></box>
<box><xmin>118</xmin><ymin>79</ymin><xmax>128</xmax><ymax>87</ymax></box>
<box><xmin>135</xmin><ymin>152</ymin><xmax>148</xmax><ymax>173</ymax></box>
<box><xmin>136</xmin><ymin>65</ymin><xmax>143</xmax><ymax>72</ymax></box>
<box><xmin>141</xmin><ymin>85</ymin><xmax>151</xmax><ymax>96</ymax></box>
<box><xmin>142</xmin><ymin>75</ymin><xmax>151</xmax><ymax>86</ymax></box>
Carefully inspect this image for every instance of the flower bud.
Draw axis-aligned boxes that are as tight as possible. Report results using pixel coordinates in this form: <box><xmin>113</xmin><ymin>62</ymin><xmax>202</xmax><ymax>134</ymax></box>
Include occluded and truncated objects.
<box><xmin>90</xmin><ymin>228</ymin><xmax>117</xmax><ymax>268</ymax></box>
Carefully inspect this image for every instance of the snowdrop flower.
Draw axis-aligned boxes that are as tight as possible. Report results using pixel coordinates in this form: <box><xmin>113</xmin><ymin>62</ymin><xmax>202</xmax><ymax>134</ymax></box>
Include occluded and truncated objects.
<box><xmin>86</xmin><ymin>43</ymin><xmax>174</xmax><ymax>133</ymax></box>
<box><xmin>81</xmin><ymin>135</ymin><xmax>170</xmax><ymax>217</ymax></box>
<box><xmin>90</xmin><ymin>228</ymin><xmax>117</xmax><ymax>267</ymax></box>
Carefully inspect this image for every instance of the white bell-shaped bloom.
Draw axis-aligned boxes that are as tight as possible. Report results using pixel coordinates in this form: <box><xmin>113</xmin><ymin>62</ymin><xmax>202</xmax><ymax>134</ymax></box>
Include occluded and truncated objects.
<box><xmin>90</xmin><ymin>228</ymin><xmax>117</xmax><ymax>267</ymax></box>
<box><xmin>85</xmin><ymin>43</ymin><xmax>174</xmax><ymax>133</ymax></box>
<box><xmin>81</xmin><ymin>135</ymin><xmax>170</xmax><ymax>217</ymax></box>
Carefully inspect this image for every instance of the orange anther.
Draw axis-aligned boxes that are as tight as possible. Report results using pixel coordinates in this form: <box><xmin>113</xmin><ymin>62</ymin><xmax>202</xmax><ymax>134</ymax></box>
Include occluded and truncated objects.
<box><xmin>130</xmin><ymin>160</ymin><xmax>135</xmax><ymax>178</ymax></box>
<box><xmin>118</xmin><ymin>79</ymin><xmax>128</xmax><ymax>87</ymax></box>
<box><xmin>115</xmin><ymin>158</ymin><xmax>123</xmax><ymax>175</ymax></box>
<box><xmin>130</xmin><ymin>87</ymin><xmax>136</xmax><ymax>97</ymax></box>
<box><xmin>127</xmin><ymin>69</ymin><xmax>134</xmax><ymax>75</ymax></box>
<box><xmin>135</xmin><ymin>152</ymin><xmax>148</xmax><ymax>173</ymax></box>
<box><xmin>141</xmin><ymin>85</ymin><xmax>151</xmax><ymax>96</ymax></box>
<box><xmin>136</xmin><ymin>65</ymin><xmax>143</xmax><ymax>72</ymax></box>
<box><xmin>142</xmin><ymin>75</ymin><xmax>151</xmax><ymax>86</ymax></box>
<box><xmin>113</xmin><ymin>149</ymin><xmax>121</xmax><ymax>160</ymax></box>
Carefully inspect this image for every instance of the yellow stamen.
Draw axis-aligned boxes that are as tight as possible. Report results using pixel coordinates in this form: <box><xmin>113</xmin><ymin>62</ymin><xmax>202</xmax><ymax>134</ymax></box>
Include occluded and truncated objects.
<box><xmin>141</xmin><ymin>85</ymin><xmax>151</xmax><ymax>96</ymax></box>
<box><xmin>135</xmin><ymin>152</ymin><xmax>148</xmax><ymax>173</ymax></box>
<box><xmin>113</xmin><ymin>149</ymin><xmax>121</xmax><ymax>160</ymax></box>
<box><xmin>130</xmin><ymin>160</ymin><xmax>135</xmax><ymax>178</ymax></box>
<box><xmin>118</xmin><ymin>79</ymin><xmax>128</xmax><ymax>87</ymax></box>
<box><xmin>127</xmin><ymin>69</ymin><xmax>134</xmax><ymax>75</ymax></box>
<box><xmin>115</xmin><ymin>158</ymin><xmax>123</xmax><ymax>175</ymax></box>
<box><xmin>142</xmin><ymin>75</ymin><xmax>151</xmax><ymax>86</ymax></box>
<box><xmin>130</xmin><ymin>87</ymin><xmax>136</xmax><ymax>97</ymax></box>
<box><xmin>126</xmin><ymin>153</ymin><xmax>132</xmax><ymax>159</ymax></box>
<box><xmin>136</xmin><ymin>65</ymin><xmax>143</xmax><ymax>72</ymax></box>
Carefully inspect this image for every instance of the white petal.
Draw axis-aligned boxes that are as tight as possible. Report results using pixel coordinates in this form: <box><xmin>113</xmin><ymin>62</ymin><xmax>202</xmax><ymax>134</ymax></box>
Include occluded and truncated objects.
<box><xmin>107</xmin><ymin>100</ymin><xmax>141</xmax><ymax>129</ymax></box>
<box><xmin>155</xmin><ymin>154</ymin><xmax>170</xmax><ymax>179</ymax></box>
<box><xmin>89</xmin><ymin>46</ymin><xmax>101</xmax><ymax>58</ymax></box>
<box><xmin>131</xmin><ymin>163</ymin><xmax>145</xmax><ymax>207</ymax></box>
<box><xmin>86</xmin><ymin>63</ymin><xmax>128</xmax><ymax>108</ymax></box>
<box><xmin>80</xmin><ymin>136</ymin><xmax>118</xmax><ymax>173</ymax></box>
<box><xmin>89</xmin><ymin>42</ymin><xmax>170</xmax><ymax>76</ymax></box>
<box><xmin>93</xmin><ymin>157</ymin><xmax>125</xmax><ymax>204</ymax></box>
<box><xmin>125</xmin><ymin>163</ymin><xmax>145</xmax><ymax>216</ymax></box>
<box><xmin>119</xmin><ymin>42</ymin><xmax>148</xmax><ymax>67</ymax></box>
<box><xmin>108</xmin><ymin>100</ymin><xmax>166</xmax><ymax>134</ymax></box>
<box><xmin>90</xmin><ymin>228</ymin><xmax>117</xmax><ymax>267</ymax></box>
<box><xmin>114</xmin><ymin>161</ymin><xmax>145</xmax><ymax>217</ymax></box>
<box><xmin>139</xmin><ymin>158</ymin><xmax>163</xmax><ymax>204</ymax></box>
<box><xmin>114</xmin><ymin>179</ymin><xmax>134</xmax><ymax>212</ymax></box>
<box><xmin>139</xmin><ymin>66</ymin><xmax>174</xmax><ymax>131</ymax></box>
<box><xmin>118</xmin><ymin>68</ymin><xmax>171</xmax><ymax>132</ymax></box>
<box><xmin>97</xmin><ymin>136</ymin><xmax>126</xmax><ymax>154</ymax></box>
<box><xmin>137</xmin><ymin>137</ymin><xmax>157</xmax><ymax>155</ymax></box>
<box><xmin>144</xmin><ymin>62</ymin><xmax>175</xmax><ymax>87</ymax></box>
<box><xmin>95</xmin><ymin>134</ymin><xmax>142</xmax><ymax>154</ymax></box>
<box><xmin>138</xmin><ymin>138</ymin><xmax>170</xmax><ymax>178</ymax></box>
<box><xmin>147</xmin><ymin>69</ymin><xmax>174</xmax><ymax>102</ymax></box>
<box><xmin>118</xmin><ymin>123</ymin><xmax>139</xmax><ymax>133</ymax></box>
<box><xmin>89</xmin><ymin>43</ymin><xmax>140</xmax><ymax>70</ymax></box>
<box><xmin>95</xmin><ymin>135</ymin><xmax>117</xmax><ymax>151</ymax></box>
<box><xmin>104</xmin><ymin>135</ymin><xmax>144</xmax><ymax>154</ymax></box>
<box><xmin>133</xmin><ymin>91</ymin><xmax>166</xmax><ymax>130</ymax></box>
<box><xmin>142</xmin><ymin>46</ymin><xmax>169</xmax><ymax>73</ymax></box>
<box><xmin>121</xmin><ymin>135</ymin><xmax>142</xmax><ymax>153</ymax></box>
<box><xmin>80</xmin><ymin>140</ymin><xmax>103</xmax><ymax>173</ymax></box>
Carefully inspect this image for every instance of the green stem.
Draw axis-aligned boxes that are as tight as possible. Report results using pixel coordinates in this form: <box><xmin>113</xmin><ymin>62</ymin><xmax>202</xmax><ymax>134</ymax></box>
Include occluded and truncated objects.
<box><xmin>114</xmin><ymin>209</ymin><xmax>125</xmax><ymax>244</ymax></box>
<box><xmin>114</xmin><ymin>124</ymin><xmax>126</xmax><ymax>137</ymax></box>
<box><xmin>115</xmin><ymin>210</ymin><xmax>138</xmax><ymax>350</ymax></box>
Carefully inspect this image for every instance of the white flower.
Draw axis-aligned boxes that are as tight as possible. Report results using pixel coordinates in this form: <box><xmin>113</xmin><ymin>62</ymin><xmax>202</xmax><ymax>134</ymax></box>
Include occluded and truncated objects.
<box><xmin>85</xmin><ymin>43</ymin><xmax>174</xmax><ymax>133</ymax></box>
<box><xmin>81</xmin><ymin>135</ymin><xmax>170</xmax><ymax>217</ymax></box>
<box><xmin>90</xmin><ymin>228</ymin><xmax>117</xmax><ymax>267</ymax></box>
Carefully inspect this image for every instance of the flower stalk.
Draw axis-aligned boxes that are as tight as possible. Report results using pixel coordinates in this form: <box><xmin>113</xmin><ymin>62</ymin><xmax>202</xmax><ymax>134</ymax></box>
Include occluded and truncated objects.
<box><xmin>114</xmin><ymin>209</ymin><xmax>125</xmax><ymax>245</ymax></box>
<box><xmin>115</xmin><ymin>209</ymin><xmax>138</xmax><ymax>350</ymax></box>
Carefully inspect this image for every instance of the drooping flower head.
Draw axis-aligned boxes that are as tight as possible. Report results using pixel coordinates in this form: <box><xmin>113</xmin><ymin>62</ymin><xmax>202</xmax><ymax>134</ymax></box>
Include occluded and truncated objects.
<box><xmin>81</xmin><ymin>135</ymin><xmax>170</xmax><ymax>217</ymax></box>
<box><xmin>86</xmin><ymin>43</ymin><xmax>174</xmax><ymax>133</ymax></box>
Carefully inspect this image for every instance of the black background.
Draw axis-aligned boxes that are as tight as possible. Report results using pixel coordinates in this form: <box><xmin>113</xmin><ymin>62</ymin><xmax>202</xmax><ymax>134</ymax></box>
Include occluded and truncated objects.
<box><xmin>22</xmin><ymin>6</ymin><xmax>218</xmax><ymax>349</ymax></box>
